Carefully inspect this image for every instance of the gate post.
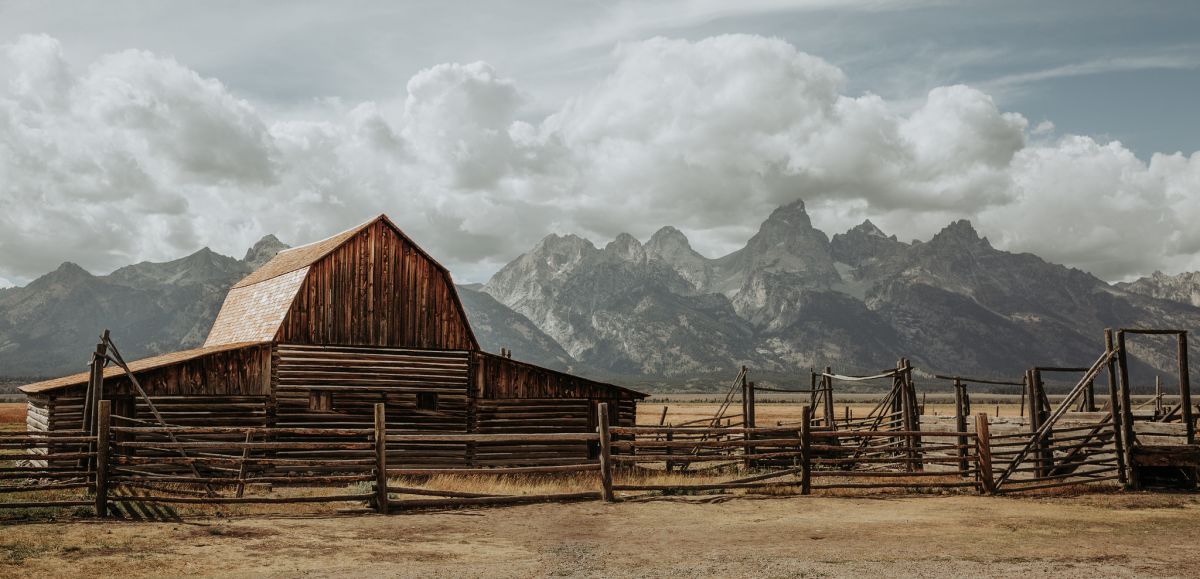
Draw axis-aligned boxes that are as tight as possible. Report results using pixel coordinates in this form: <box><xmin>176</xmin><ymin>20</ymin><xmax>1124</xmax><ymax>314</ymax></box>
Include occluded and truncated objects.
<box><xmin>374</xmin><ymin>403</ymin><xmax>389</xmax><ymax>514</ymax></box>
<box><xmin>1104</xmin><ymin>329</ymin><xmax>1129</xmax><ymax>486</ymax></box>
<box><xmin>955</xmin><ymin>379</ymin><xmax>969</xmax><ymax>476</ymax></box>
<box><xmin>1116</xmin><ymin>331</ymin><xmax>1138</xmax><ymax>489</ymax></box>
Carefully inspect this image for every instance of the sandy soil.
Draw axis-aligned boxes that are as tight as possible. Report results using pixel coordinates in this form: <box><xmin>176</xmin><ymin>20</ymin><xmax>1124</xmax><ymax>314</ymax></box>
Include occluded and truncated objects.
<box><xmin>1</xmin><ymin>492</ymin><xmax>1197</xmax><ymax>578</ymax></box>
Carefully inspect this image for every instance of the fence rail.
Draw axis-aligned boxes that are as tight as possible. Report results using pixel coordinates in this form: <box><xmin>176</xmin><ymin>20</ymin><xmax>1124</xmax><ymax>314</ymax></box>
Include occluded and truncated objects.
<box><xmin>0</xmin><ymin>402</ymin><xmax>1132</xmax><ymax>517</ymax></box>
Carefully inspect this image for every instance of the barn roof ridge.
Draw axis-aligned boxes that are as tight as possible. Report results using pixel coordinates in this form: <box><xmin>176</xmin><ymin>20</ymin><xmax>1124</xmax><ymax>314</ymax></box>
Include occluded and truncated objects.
<box><xmin>233</xmin><ymin>214</ymin><xmax>458</xmax><ymax>290</ymax></box>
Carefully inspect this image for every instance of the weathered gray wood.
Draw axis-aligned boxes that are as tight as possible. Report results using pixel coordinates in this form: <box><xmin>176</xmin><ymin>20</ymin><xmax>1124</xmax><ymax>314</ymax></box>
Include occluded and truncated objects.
<box><xmin>1179</xmin><ymin>333</ymin><xmax>1193</xmax><ymax>444</ymax></box>
<box><xmin>374</xmin><ymin>403</ymin><xmax>389</xmax><ymax>514</ymax></box>
<box><xmin>975</xmin><ymin>413</ymin><xmax>994</xmax><ymax>494</ymax></box>
<box><xmin>95</xmin><ymin>400</ymin><xmax>110</xmax><ymax>518</ymax></box>
<box><xmin>598</xmin><ymin>402</ymin><xmax>614</xmax><ymax>502</ymax></box>
<box><xmin>800</xmin><ymin>405</ymin><xmax>812</xmax><ymax>495</ymax></box>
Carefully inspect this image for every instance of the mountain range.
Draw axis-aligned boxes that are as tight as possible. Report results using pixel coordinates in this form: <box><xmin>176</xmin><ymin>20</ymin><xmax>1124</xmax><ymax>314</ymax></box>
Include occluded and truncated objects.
<box><xmin>2</xmin><ymin>199</ymin><xmax>1198</xmax><ymax>392</ymax></box>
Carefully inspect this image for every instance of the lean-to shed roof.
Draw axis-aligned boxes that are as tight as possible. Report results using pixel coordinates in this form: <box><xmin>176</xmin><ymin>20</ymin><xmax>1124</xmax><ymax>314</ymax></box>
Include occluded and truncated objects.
<box><xmin>19</xmin><ymin>341</ymin><xmax>266</xmax><ymax>394</ymax></box>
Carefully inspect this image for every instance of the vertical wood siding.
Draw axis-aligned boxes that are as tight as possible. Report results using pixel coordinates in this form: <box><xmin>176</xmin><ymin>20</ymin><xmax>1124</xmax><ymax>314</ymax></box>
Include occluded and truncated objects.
<box><xmin>275</xmin><ymin>220</ymin><xmax>476</xmax><ymax>350</ymax></box>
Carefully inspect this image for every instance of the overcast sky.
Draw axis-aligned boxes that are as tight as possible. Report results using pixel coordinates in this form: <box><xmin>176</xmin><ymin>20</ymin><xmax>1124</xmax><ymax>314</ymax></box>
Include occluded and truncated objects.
<box><xmin>1</xmin><ymin>0</ymin><xmax>1198</xmax><ymax>286</ymax></box>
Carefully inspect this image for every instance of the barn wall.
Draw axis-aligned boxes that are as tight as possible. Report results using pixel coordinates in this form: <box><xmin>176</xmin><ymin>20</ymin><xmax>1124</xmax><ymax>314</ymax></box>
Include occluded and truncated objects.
<box><xmin>472</xmin><ymin>353</ymin><xmax>639</xmax><ymax>465</ymax></box>
<box><xmin>275</xmin><ymin>220</ymin><xmax>476</xmax><ymax>350</ymax></box>
<box><xmin>101</xmin><ymin>344</ymin><xmax>272</xmax><ymax>398</ymax></box>
<box><xmin>24</xmin><ymin>344</ymin><xmax>272</xmax><ymax>432</ymax></box>
<box><xmin>274</xmin><ymin>343</ymin><xmax>471</xmax><ymax>466</ymax></box>
<box><xmin>473</xmin><ymin>352</ymin><xmax>639</xmax><ymax>400</ymax></box>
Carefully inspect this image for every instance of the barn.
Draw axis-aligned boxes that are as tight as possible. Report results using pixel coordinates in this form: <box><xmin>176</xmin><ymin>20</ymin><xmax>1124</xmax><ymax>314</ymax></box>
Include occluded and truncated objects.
<box><xmin>20</xmin><ymin>215</ymin><xmax>645</xmax><ymax>467</ymax></box>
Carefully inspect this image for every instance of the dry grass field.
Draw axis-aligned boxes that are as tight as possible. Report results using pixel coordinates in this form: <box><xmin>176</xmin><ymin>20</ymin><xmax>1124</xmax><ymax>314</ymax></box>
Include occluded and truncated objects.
<box><xmin>0</xmin><ymin>399</ymin><xmax>1190</xmax><ymax>578</ymax></box>
<box><xmin>2</xmin><ymin>492</ymin><xmax>1198</xmax><ymax>578</ymax></box>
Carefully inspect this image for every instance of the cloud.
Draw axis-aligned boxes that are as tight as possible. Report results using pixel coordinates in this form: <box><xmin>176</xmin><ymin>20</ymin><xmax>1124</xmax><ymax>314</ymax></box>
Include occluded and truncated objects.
<box><xmin>0</xmin><ymin>33</ymin><xmax>1198</xmax><ymax>286</ymax></box>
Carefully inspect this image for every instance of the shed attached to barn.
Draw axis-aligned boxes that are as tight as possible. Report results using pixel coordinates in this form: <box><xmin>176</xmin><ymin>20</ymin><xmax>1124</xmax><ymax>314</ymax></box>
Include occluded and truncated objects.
<box><xmin>21</xmin><ymin>215</ymin><xmax>645</xmax><ymax>467</ymax></box>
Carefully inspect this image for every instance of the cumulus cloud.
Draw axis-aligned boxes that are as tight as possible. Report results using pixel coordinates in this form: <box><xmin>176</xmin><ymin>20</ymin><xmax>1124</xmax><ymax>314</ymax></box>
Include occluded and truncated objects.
<box><xmin>0</xmin><ymin>33</ymin><xmax>1198</xmax><ymax>285</ymax></box>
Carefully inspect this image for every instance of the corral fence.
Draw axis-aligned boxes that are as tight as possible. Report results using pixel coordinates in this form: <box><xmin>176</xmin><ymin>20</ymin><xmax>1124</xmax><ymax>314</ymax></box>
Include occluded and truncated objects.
<box><xmin>0</xmin><ymin>401</ymin><xmax>1128</xmax><ymax>518</ymax></box>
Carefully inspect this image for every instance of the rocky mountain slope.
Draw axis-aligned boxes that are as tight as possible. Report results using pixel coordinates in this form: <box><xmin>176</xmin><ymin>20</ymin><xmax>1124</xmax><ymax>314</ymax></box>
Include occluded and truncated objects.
<box><xmin>1118</xmin><ymin>271</ymin><xmax>1200</xmax><ymax>308</ymax></box>
<box><xmin>484</xmin><ymin>200</ymin><xmax>1200</xmax><ymax>385</ymax></box>
<box><xmin>3</xmin><ymin>199</ymin><xmax>1197</xmax><ymax>390</ymax></box>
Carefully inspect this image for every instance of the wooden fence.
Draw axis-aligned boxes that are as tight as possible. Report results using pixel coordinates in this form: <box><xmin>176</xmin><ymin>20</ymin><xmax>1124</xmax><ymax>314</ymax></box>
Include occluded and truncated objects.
<box><xmin>0</xmin><ymin>402</ymin><xmax>1130</xmax><ymax>518</ymax></box>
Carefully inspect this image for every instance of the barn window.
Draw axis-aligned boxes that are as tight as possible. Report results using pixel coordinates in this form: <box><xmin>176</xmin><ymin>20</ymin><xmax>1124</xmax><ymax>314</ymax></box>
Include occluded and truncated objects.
<box><xmin>417</xmin><ymin>392</ymin><xmax>438</xmax><ymax>411</ymax></box>
<box><xmin>308</xmin><ymin>391</ymin><xmax>333</xmax><ymax>412</ymax></box>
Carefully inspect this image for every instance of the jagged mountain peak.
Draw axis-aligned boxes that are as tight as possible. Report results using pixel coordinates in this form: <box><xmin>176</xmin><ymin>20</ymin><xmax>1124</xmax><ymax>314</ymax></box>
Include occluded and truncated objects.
<box><xmin>851</xmin><ymin>219</ymin><xmax>893</xmax><ymax>240</ymax></box>
<box><xmin>532</xmin><ymin>232</ymin><xmax>596</xmax><ymax>254</ymax></box>
<box><xmin>647</xmin><ymin>225</ymin><xmax>691</xmax><ymax>249</ymax></box>
<box><xmin>764</xmin><ymin>198</ymin><xmax>811</xmax><ymax>225</ymax></box>
<box><xmin>929</xmin><ymin>219</ymin><xmax>991</xmax><ymax>249</ymax></box>
<box><xmin>243</xmin><ymin>234</ymin><xmax>289</xmax><ymax>268</ymax></box>
<box><xmin>52</xmin><ymin>261</ymin><xmax>92</xmax><ymax>277</ymax></box>
<box><xmin>26</xmin><ymin>262</ymin><xmax>97</xmax><ymax>290</ymax></box>
<box><xmin>645</xmin><ymin>226</ymin><xmax>711</xmax><ymax>291</ymax></box>
<box><xmin>106</xmin><ymin>246</ymin><xmax>247</xmax><ymax>290</ymax></box>
<box><xmin>604</xmin><ymin>233</ymin><xmax>646</xmax><ymax>262</ymax></box>
<box><xmin>727</xmin><ymin>198</ymin><xmax>838</xmax><ymax>286</ymax></box>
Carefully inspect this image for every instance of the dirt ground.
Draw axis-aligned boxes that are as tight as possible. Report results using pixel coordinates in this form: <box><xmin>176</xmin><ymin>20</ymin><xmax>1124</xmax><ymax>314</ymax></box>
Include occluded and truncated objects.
<box><xmin>1</xmin><ymin>492</ymin><xmax>1197</xmax><ymax>578</ymax></box>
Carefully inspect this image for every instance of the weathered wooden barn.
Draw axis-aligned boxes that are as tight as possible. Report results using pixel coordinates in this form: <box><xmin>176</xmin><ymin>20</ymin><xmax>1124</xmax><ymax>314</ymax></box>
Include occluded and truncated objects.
<box><xmin>20</xmin><ymin>215</ymin><xmax>644</xmax><ymax>466</ymax></box>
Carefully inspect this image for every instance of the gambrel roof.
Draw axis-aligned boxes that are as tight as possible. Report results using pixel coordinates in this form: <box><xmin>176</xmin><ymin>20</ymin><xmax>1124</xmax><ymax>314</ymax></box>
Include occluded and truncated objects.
<box><xmin>204</xmin><ymin>214</ymin><xmax>477</xmax><ymax>349</ymax></box>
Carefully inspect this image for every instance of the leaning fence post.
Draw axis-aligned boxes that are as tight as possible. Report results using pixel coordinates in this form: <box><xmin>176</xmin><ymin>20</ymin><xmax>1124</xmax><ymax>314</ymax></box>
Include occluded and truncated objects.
<box><xmin>800</xmin><ymin>405</ymin><xmax>812</xmax><ymax>495</ymax></box>
<box><xmin>95</xmin><ymin>400</ymin><xmax>110</xmax><ymax>518</ymax></box>
<box><xmin>235</xmin><ymin>430</ymin><xmax>252</xmax><ymax>499</ymax></box>
<box><xmin>374</xmin><ymin>403</ymin><xmax>389</xmax><ymax>514</ymax></box>
<box><xmin>974</xmin><ymin>413</ymin><xmax>995</xmax><ymax>495</ymax></box>
<box><xmin>598</xmin><ymin>402</ymin><xmax>615</xmax><ymax>502</ymax></box>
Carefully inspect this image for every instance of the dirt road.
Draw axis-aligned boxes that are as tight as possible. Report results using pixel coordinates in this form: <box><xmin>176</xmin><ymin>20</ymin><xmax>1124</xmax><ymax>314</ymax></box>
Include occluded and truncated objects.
<box><xmin>1</xmin><ymin>492</ymin><xmax>1196</xmax><ymax>578</ymax></box>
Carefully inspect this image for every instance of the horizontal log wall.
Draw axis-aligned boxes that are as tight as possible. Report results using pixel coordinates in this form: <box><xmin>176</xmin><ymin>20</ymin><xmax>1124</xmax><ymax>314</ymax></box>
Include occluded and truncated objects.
<box><xmin>275</xmin><ymin>219</ymin><xmax>476</xmax><ymax>350</ymax></box>
<box><xmin>275</xmin><ymin>344</ymin><xmax>471</xmax><ymax>467</ymax></box>
<box><xmin>474</xmin><ymin>352</ymin><xmax>639</xmax><ymax>400</ymax></box>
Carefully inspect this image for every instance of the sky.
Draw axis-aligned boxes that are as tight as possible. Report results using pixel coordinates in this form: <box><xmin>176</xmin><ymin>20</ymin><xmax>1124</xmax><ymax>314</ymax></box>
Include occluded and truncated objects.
<box><xmin>0</xmin><ymin>0</ymin><xmax>1198</xmax><ymax>286</ymax></box>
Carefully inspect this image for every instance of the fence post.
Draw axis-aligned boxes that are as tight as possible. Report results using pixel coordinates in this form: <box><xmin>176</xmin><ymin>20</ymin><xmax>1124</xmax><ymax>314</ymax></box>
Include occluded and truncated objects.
<box><xmin>665</xmin><ymin>429</ymin><xmax>674</xmax><ymax>473</ymax></box>
<box><xmin>823</xmin><ymin>367</ymin><xmax>834</xmax><ymax>427</ymax></box>
<box><xmin>1116</xmin><ymin>331</ymin><xmax>1138</xmax><ymax>490</ymax></box>
<box><xmin>95</xmin><ymin>400</ymin><xmax>110</xmax><ymax>518</ymax></box>
<box><xmin>974</xmin><ymin>413</ymin><xmax>994</xmax><ymax>495</ymax></box>
<box><xmin>374</xmin><ymin>403</ymin><xmax>389</xmax><ymax>514</ymax></box>
<box><xmin>235</xmin><ymin>430</ymin><xmax>252</xmax><ymax>498</ymax></box>
<box><xmin>955</xmin><ymin>379</ymin><xmax>968</xmax><ymax>476</ymax></box>
<box><xmin>1104</xmin><ymin>328</ymin><xmax>1128</xmax><ymax>486</ymax></box>
<box><xmin>744</xmin><ymin>381</ymin><xmax>756</xmax><ymax>470</ymax></box>
<box><xmin>800</xmin><ymin>405</ymin><xmax>812</xmax><ymax>495</ymax></box>
<box><xmin>1178</xmin><ymin>332</ymin><xmax>1193</xmax><ymax>445</ymax></box>
<box><xmin>598</xmin><ymin>402</ymin><xmax>615</xmax><ymax>502</ymax></box>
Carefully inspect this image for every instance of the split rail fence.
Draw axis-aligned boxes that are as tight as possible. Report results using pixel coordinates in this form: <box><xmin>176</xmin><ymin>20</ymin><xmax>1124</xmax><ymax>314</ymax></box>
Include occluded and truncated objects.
<box><xmin>0</xmin><ymin>400</ymin><xmax>1130</xmax><ymax>517</ymax></box>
